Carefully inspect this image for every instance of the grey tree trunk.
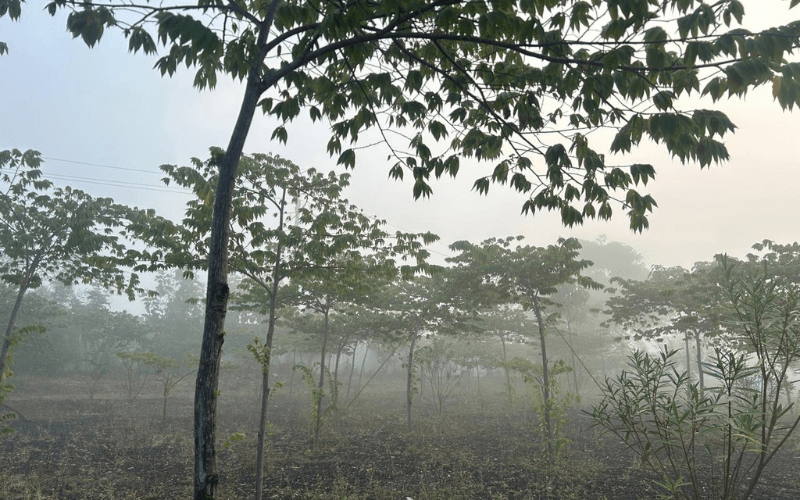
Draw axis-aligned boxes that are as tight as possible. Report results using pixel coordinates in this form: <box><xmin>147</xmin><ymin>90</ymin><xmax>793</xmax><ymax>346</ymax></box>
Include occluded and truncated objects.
<box><xmin>314</xmin><ymin>309</ymin><xmax>330</xmax><ymax>446</ymax></box>
<box><xmin>0</xmin><ymin>281</ymin><xmax>29</xmax><ymax>384</ymax></box>
<box><xmin>684</xmin><ymin>332</ymin><xmax>692</xmax><ymax>380</ymax></box>
<box><xmin>406</xmin><ymin>330</ymin><xmax>419</xmax><ymax>430</ymax></box>
<box><xmin>694</xmin><ymin>329</ymin><xmax>704</xmax><ymax>393</ymax></box>
<box><xmin>193</xmin><ymin>2</ymin><xmax>279</xmax><ymax>496</ymax></box>
<box><xmin>532</xmin><ymin>295</ymin><xmax>553</xmax><ymax>456</ymax></box>
<box><xmin>357</xmin><ymin>343</ymin><xmax>368</xmax><ymax>391</ymax></box>
<box><xmin>193</xmin><ymin>63</ymin><xmax>266</xmax><ymax>500</ymax></box>
<box><xmin>0</xmin><ymin>252</ymin><xmax>41</xmax><ymax>384</ymax></box>
<box><xmin>345</xmin><ymin>341</ymin><xmax>358</xmax><ymax>404</ymax></box>
<box><xmin>499</xmin><ymin>332</ymin><xmax>513</xmax><ymax>402</ymax></box>
<box><xmin>255</xmin><ymin>188</ymin><xmax>286</xmax><ymax>500</ymax></box>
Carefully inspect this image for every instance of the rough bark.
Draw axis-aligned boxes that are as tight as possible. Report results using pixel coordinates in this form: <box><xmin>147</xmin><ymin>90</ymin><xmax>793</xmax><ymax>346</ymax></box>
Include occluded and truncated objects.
<box><xmin>684</xmin><ymin>332</ymin><xmax>692</xmax><ymax>380</ymax></box>
<box><xmin>345</xmin><ymin>341</ymin><xmax>357</xmax><ymax>404</ymax></box>
<box><xmin>193</xmin><ymin>67</ymin><xmax>265</xmax><ymax>500</ymax></box>
<box><xmin>0</xmin><ymin>281</ymin><xmax>28</xmax><ymax>384</ymax></box>
<box><xmin>499</xmin><ymin>332</ymin><xmax>512</xmax><ymax>402</ymax></box>
<box><xmin>0</xmin><ymin>252</ymin><xmax>41</xmax><ymax>384</ymax></box>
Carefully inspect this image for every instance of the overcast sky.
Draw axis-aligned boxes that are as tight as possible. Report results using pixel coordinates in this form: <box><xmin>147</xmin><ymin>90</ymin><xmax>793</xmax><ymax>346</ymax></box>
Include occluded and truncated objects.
<box><xmin>1</xmin><ymin>2</ymin><xmax>799</xmax><ymax>273</ymax></box>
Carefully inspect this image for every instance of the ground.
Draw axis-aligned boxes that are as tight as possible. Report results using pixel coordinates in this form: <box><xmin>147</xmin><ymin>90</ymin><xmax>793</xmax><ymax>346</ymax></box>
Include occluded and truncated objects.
<box><xmin>1</xmin><ymin>371</ymin><xmax>799</xmax><ymax>499</ymax></box>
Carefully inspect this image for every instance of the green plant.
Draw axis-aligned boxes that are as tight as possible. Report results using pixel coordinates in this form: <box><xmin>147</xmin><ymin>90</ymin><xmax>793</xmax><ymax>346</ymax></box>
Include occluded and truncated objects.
<box><xmin>293</xmin><ymin>363</ymin><xmax>327</xmax><ymax>438</ymax></box>
<box><xmin>506</xmin><ymin>356</ymin><xmax>577</xmax><ymax>455</ymax></box>
<box><xmin>414</xmin><ymin>339</ymin><xmax>464</xmax><ymax>415</ymax></box>
<box><xmin>593</xmin><ymin>254</ymin><xmax>800</xmax><ymax>500</ymax></box>
<box><xmin>115</xmin><ymin>351</ymin><xmax>154</xmax><ymax>404</ymax></box>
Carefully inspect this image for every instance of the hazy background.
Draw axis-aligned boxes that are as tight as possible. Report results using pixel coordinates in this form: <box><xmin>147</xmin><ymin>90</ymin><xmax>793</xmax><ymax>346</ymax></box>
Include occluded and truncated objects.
<box><xmin>1</xmin><ymin>1</ymin><xmax>798</xmax><ymax>272</ymax></box>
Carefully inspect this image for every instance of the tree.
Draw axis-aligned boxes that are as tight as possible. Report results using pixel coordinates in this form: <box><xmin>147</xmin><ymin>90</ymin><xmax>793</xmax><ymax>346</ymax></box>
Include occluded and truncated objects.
<box><xmin>605</xmin><ymin>262</ymin><xmax>724</xmax><ymax>391</ymax></box>
<box><xmin>578</xmin><ymin>236</ymin><xmax>649</xmax><ymax>284</ymax></box>
<box><xmin>449</xmin><ymin>236</ymin><xmax>602</xmax><ymax>454</ymax></box>
<box><xmin>378</xmin><ymin>275</ymin><xmax>464</xmax><ymax>430</ymax></box>
<box><xmin>138</xmin><ymin>150</ymin><xmax>436</xmax><ymax>499</ymax></box>
<box><xmin>593</xmin><ymin>254</ymin><xmax>800</xmax><ymax>500</ymax></box>
<box><xmin>0</xmin><ymin>150</ymin><xmax>142</xmax><ymax>386</ymax></box>
<box><xmin>7</xmin><ymin>1</ymin><xmax>800</xmax><ymax>496</ymax></box>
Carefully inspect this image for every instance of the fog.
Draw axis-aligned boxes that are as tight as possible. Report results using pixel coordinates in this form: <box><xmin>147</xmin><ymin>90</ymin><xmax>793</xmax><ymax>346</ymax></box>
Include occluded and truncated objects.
<box><xmin>3</xmin><ymin>1</ymin><xmax>800</xmax><ymax>499</ymax></box>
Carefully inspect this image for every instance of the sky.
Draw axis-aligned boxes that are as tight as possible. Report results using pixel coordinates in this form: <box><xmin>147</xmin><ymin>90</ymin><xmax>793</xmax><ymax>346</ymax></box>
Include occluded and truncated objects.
<box><xmin>1</xmin><ymin>2</ymin><xmax>799</xmax><ymax>275</ymax></box>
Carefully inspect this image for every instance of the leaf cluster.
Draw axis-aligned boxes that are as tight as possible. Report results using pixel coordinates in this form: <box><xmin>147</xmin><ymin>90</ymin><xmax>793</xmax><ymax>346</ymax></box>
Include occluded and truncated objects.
<box><xmin>5</xmin><ymin>1</ymin><xmax>799</xmax><ymax>231</ymax></box>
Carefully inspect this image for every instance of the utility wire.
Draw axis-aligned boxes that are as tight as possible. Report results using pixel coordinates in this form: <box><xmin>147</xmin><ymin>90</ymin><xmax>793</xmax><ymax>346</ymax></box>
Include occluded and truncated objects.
<box><xmin>28</xmin><ymin>155</ymin><xmax>456</xmax><ymax>256</ymax></box>
<box><xmin>41</xmin><ymin>156</ymin><xmax>164</xmax><ymax>175</ymax></box>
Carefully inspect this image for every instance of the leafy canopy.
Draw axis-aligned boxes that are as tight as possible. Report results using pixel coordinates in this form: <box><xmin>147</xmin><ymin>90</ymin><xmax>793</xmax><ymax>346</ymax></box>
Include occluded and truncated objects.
<box><xmin>3</xmin><ymin>1</ymin><xmax>800</xmax><ymax>231</ymax></box>
<box><xmin>0</xmin><ymin>149</ymin><xmax>144</xmax><ymax>299</ymax></box>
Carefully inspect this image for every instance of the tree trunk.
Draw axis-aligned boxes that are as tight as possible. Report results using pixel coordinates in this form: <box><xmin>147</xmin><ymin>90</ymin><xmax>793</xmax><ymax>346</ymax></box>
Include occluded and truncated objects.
<box><xmin>193</xmin><ymin>61</ymin><xmax>266</xmax><ymax>500</ymax></box>
<box><xmin>332</xmin><ymin>336</ymin><xmax>347</xmax><ymax>407</ymax></box>
<box><xmin>289</xmin><ymin>351</ymin><xmax>296</xmax><ymax>397</ymax></box>
<box><xmin>694</xmin><ymin>329</ymin><xmax>704</xmax><ymax>393</ymax></box>
<box><xmin>163</xmin><ymin>382</ymin><xmax>170</xmax><ymax>423</ymax></box>
<box><xmin>567</xmin><ymin>321</ymin><xmax>579</xmax><ymax>396</ymax></box>
<box><xmin>532</xmin><ymin>295</ymin><xmax>553</xmax><ymax>456</ymax></box>
<box><xmin>406</xmin><ymin>330</ymin><xmax>419</xmax><ymax>430</ymax></box>
<box><xmin>255</xmin><ymin>189</ymin><xmax>286</xmax><ymax>500</ymax></box>
<box><xmin>357</xmin><ymin>343</ymin><xmax>368</xmax><ymax>391</ymax></box>
<box><xmin>684</xmin><ymin>332</ymin><xmax>692</xmax><ymax>380</ymax></box>
<box><xmin>314</xmin><ymin>308</ymin><xmax>330</xmax><ymax>446</ymax></box>
<box><xmin>499</xmin><ymin>332</ymin><xmax>513</xmax><ymax>402</ymax></box>
<box><xmin>0</xmin><ymin>281</ymin><xmax>29</xmax><ymax>384</ymax></box>
<box><xmin>345</xmin><ymin>340</ymin><xmax>357</xmax><ymax>404</ymax></box>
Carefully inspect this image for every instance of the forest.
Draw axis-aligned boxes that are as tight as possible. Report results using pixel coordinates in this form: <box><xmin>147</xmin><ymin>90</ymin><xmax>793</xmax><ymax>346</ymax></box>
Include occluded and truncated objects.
<box><xmin>3</xmin><ymin>0</ymin><xmax>800</xmax><ymax>499</ymax></box>
<box><xmin>1</xmin><ymin>150</ymin><xmax>799</xmax><ymax>499</ymax></box>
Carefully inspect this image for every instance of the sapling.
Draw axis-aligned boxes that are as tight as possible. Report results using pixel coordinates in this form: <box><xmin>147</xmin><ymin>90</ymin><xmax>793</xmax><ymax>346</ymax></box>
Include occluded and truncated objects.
<box><xmin>592</xmin><ymin>257</ymin><xmax>800</xmax><ymax>500</ymax></box>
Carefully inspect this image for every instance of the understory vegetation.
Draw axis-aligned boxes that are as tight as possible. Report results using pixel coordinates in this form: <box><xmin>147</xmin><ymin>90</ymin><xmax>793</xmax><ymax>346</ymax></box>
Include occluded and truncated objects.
<box><xmin>3</xmin><ymin>368</ymin><xmax>798</xmax><ymax>500</ymax></box>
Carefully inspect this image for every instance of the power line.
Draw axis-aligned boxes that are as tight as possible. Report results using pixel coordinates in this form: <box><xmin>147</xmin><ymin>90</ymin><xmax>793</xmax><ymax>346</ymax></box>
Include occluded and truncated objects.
<box><xmin>41</xmin><ymin>156</ymin><xmax>164</xmax><ymax>175</ymax></box>
<box><xmin>25</xmin><ymin>155</ymin><xmax>454</xmax><ymax>255</ymax></box>
<box><xmin>42</xmin><ymin>172</ymin><xmax>192</xmax><ymax>195</ymax></box>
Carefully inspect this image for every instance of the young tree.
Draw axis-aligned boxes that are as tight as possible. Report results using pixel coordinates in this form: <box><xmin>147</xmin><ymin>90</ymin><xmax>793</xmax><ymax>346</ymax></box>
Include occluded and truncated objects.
<box><xmin>450</xmin><ymin>236</ymin><xmax>602</xmax><ymax>454</ymax></box>
<box><xmin>0</xmin><ymin>150</ymin><xmax>142</xmax><ymax>386</ymax></box>
<box><xmin>605</xmin><ymin>262</ymin><xmax>724</xmax><ymax>391</ymax></box>
<box><xmin>137</xmin><ymin>150</ymin><xmax>436</xmax><ymax>499</ymax></box>
<box><xmin>7</xmin><ymin>2</ymin><xmax>800</xmax><ymax>496</ymax></box>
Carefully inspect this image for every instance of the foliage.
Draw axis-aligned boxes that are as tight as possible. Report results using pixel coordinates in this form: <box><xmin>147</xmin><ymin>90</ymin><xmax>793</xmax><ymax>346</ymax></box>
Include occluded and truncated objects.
<box><xmin>414</xmin><ymin>338</ymin><xmax>464</xmax><ymax>415</ymax></box>
<box><xmin>605</xmin><ymin>263</ymin><xmax>724</xmax><ymax>343</ymax></box>
<box><xmin>141</xmin><ymin>270</ymin><xmax>206</xmax><ymax>360</ymax></box>
<box><xmin>577</xmin><ymin>236</ymin><xmax>649</xmax><ymax>284</ymax></box>
<box><xmin>0</xmin><ymin>150</ymin><xmax>142</xmax><ymax>297</ymax></box>
<box><xmin>505</xmin><ymin>356</ymin><xmax>576</xmax><ymax>454</ymax></box>
<box><xmin>592</xmin><ymin>255</ymin><xmax>800</xmax><ymax>500</ymax></box>
<box><xmin>9</xmin><ymin>1</ymin><xmax>800</xmax><ymax>496</ymax></box>
<box><xmin>0</xmin><ymin>150</ymin><xmax>145</xmax><ymax>388</ymax></box>
<box><xmin>292</xmin><ymin>362</ymin><xmax>335</xmax><ymax>435</ymax></box>
<box><xmin>8</xmin><ymin>2</ymin><xmax>800</xmax><ymax>232</ymax></box>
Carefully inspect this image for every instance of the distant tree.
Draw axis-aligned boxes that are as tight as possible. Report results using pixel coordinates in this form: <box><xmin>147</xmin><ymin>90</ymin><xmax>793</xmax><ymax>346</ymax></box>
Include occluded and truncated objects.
<box><xmin>471</xmin><ymin>306</ymin><xmax>537</xmax><ymax>402</ymax></box>
<box><xmin>374</xmin><ymin>274</ymin><xmax>472</xmax><ymax>430</ymax></box>
<box><xmin>142</xmin><ymin>269</ymin><xmax>206</xmax><ymax>360</ymax></box>
<box><xmin>450</xmin><ymin>236</ymin><xmax>601</xmax><ymax>454</ymax></box>
<box><xmin>0</xmin><ymin>150</ymin><xmax>142</xmax><ymax>386</ymax></box>
<box><xmin>135</xmin><ymin>150</ymin><xmax>436</xmax><ymax>499</ymax></box>
<box><xmin>7</xmin><ymin>2</ymin><xmax>800</xmax><ymax>496</ymax></box>
<box><xmin>284</xmin><ymin>255</ymin><xmax>408</xmax><ymax>444</ymax></box>
<box><xmin>578</xmin><ymin>237</ymin><xmax>649</xmax><ymax>284</ymax></box>
<box><xmin>605</xmin><ymin>262</ymin><xmax>724</xmax><ymax>391</ymax></box>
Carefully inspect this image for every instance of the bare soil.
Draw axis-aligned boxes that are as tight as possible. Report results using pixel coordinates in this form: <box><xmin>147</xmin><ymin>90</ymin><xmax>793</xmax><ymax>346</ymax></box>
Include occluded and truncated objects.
<box><xmin>1</xmin><ymin>374</ymin><xmax>799</xmax><ymax>499</ymax></box>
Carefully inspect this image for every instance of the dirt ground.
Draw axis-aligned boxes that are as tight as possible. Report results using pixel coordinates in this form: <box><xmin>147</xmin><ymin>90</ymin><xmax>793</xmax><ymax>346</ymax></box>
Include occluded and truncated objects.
<box><xmin>2</xmin><ymin>373</ymin><xmax>799</xmax><ymax>500</ymax></box>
